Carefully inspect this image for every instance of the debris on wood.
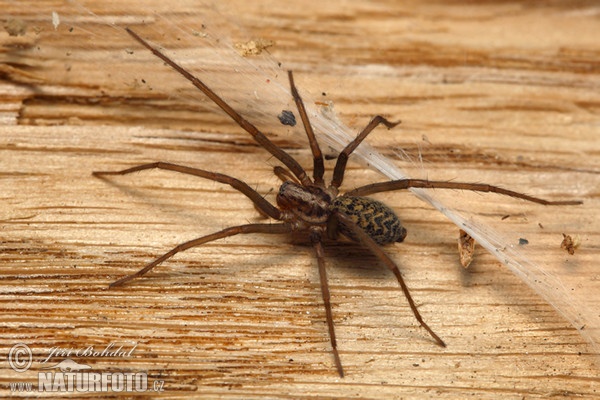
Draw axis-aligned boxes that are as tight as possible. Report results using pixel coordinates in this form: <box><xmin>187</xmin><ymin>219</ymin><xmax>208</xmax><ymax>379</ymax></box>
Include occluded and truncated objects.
<box><xmin>561</xmin><ymin>233</ymin><xmax>580</xmax><ymax>255</ymax></box>
<box><xmin>234</xmin><ymin>38</ymin><xmax>275</xmax><ymax>56</ymax></box>
<box><xmin>458</xmin><ymin>229</ymin><xmax>476</xmax><ymax>268</ymax></box>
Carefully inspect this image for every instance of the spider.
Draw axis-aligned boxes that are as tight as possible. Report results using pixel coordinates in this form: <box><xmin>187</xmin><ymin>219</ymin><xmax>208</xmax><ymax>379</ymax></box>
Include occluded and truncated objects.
<box><xmin>93</xmin><ymin>28</ymin><xmax>582</xmax><ymax>377</ymax></box>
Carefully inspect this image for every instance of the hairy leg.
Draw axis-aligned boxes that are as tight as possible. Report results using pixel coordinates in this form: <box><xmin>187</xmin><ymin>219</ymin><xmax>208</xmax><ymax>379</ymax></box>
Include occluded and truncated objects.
<box><xmin>334</xmin><ymin>211</ymin><xmax>446</xmax><ymax>347</ymax></box>
<box><xmin>345</xmin><ymin>179</ymin><xmax>582</xmax><ymax>206</ymax></box>
<box><xmin>125</xmin><ymin>28</ymin><xmax>312</xmax><ymax>187</ymax></box>
<box><xmin>110</xmin><ymin>223</ymin><xmax>292</xmax><ymax>287</ymax></box>
<box><xmin>331</xmin><ymin>116</ymin><xmax>400</xmax><ymax>189</ymax></box>
<box><xmin>313</xmin><ymin>241</ymin><xmax>344</xmax><ymax>377</ymax></box>
<box><xmin>288</xmin><ymin>71</ymin><xmax>325</xmax><ymax>185</ymax></box>
<box><xmin>93</xmin><ymin>161</ymin><xmax>282</xmax><ymax>219</ymax></box>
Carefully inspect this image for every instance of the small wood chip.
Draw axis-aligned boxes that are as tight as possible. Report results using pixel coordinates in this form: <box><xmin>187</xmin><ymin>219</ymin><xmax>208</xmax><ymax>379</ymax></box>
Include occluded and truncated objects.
<box><xmin>561</xmin><ymin>233</ymin><xmax>580</xmax><ymax>255</ymax></box>
<box><xmin>234</xmin><ymin>38</ymin><xmax>275</xmax><ymax>56</ymax></box>
<box><xmin>458</xmin><ymin>229</ymin><xmax>476</xmax><ymax>268</ymax></box>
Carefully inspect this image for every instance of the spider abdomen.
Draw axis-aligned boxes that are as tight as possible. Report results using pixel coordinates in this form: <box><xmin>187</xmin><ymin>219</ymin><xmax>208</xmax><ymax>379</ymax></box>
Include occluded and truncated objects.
<box><xmin>331</xmin><ymin>196</ymin><xmax>407</xmax><ymax>245</ymax></box>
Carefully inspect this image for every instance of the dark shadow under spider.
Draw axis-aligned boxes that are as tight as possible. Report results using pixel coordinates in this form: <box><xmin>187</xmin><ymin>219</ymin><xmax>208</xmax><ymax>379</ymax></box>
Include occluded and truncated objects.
<box><xmin>93</xmin><ymin>27</ymin><xmax>583</xmax><ymax>378</ymax></box>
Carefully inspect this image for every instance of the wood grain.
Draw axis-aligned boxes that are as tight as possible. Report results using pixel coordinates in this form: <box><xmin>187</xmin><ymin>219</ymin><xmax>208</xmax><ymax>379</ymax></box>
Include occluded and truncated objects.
<box><xmin>1</xmin><ymin>1</ymin><xmax>599</xmax><ymax>398</ymax></box>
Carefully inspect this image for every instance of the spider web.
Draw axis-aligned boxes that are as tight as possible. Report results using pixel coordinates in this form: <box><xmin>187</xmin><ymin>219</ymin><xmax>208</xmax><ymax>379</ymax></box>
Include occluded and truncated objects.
<box><xmin>10</xmin><ymin>0</ymin><xmax>599</xmax><ymax>361</ymax></box>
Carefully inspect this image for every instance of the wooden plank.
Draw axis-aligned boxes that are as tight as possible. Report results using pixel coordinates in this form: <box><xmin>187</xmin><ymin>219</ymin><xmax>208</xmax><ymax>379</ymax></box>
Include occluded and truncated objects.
<box><xmin>1</xmin><ymin>1</ymin><xmax>599</xmax><ymax>398</ymax></box>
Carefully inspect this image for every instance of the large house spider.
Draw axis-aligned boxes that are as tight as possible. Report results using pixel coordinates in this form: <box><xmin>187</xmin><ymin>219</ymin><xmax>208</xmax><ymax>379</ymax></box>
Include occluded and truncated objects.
<box><xmin>94</xmin><ymin>28</ymin><xmax>582</xmax><ymax>377</ymax></box>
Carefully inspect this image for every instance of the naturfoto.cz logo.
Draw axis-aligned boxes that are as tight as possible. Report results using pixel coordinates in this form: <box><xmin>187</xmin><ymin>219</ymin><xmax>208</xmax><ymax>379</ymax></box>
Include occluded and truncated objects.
<box><xmin>8</xmin><ymin>342</ymin><xmax>164</xmax><ymax>393</ymax></box>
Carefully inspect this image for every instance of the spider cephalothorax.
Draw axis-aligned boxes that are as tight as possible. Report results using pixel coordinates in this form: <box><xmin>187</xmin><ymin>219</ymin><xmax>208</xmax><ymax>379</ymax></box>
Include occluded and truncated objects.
<box><xmin>94</xmin><ymin>27</ymin><xmax>582</xmax><ymax>377</ymax></box>
<box><xmin>276</xmin><ymin>181</ymin><xmax>333</xmax><ymax>226</ymax></box>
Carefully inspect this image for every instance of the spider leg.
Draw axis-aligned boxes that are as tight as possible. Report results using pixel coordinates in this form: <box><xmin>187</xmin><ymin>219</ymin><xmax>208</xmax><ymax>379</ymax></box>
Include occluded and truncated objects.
<box><xmin>313</xmin><ymin>240</ymin><xmax>344</xmax><ymax>377</ymax></box>
<box><xmin>288</xmin><ymin>71</ymin><xmax>325</xmax><ymax>185</ymax></box>
<box><xmin>93</xmin><ymin>162</ymin><xmax>282</xmax><ymax>219</ymax></box>
<box><xmin>273</xmin><ymin>166</ymin><xmax>300</xmax><ymax>184</ymax></box>
<box><xmin>125</xmin><ymin>28</ymin><xmax>312</xmax><ymax>187</ymax></box>
<box><xmin>331</xmin><ymin>116</ymin><xmax>400</xmax><ymax>189</ymax></box>
<box><xmin>345</xmin><ymin>179</ymin><xmax>582</xmax><ymax>206</ymax></box>
<box><xmin>334</xmin><ymin>211</ymin><xmax>446</xmax><ymax>348</ymax></box>
<box><xmin>110</xmin><ymin>223</ymin><xmax>292</xmax><ymax>288</ymax></box>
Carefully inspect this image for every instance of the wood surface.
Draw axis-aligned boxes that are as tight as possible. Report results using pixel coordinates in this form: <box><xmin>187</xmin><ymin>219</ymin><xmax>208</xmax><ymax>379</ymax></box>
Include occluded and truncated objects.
<box><xmin>1</xmin><ymin>1</ymin><xmax>599</xmax><ymax>398</ymax></box>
